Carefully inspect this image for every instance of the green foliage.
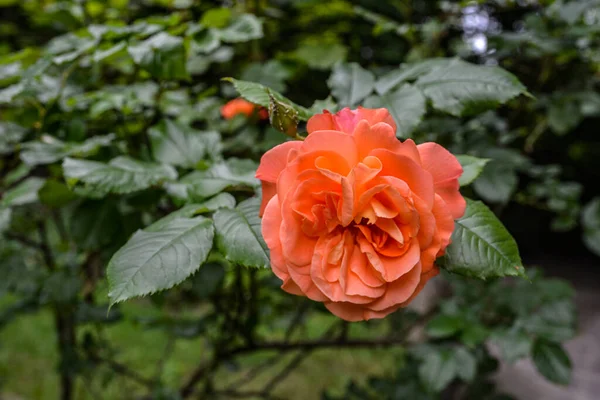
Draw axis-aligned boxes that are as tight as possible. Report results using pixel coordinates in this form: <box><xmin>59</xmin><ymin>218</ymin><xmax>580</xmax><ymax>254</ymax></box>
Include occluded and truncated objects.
<box><xmin>0</xmin><ymin>1</ymin><xmax>588</xmax><ymax>399</ymax></box>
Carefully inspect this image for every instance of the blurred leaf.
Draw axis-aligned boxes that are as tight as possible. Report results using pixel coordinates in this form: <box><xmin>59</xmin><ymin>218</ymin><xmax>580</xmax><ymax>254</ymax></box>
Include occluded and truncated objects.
<box><xmin>521</xmin><ymin>300</ymin><xmax>576</xmax><ymax>342</ymax></box>
<box><xmin>364</xmin><ymin>84</ymin><xmax>426</xmax><ymax>138</ymax></box>
<box><xmin>38</xmin><ymin>180</ymin><xmax>78</xmax><ymax>207</ymax></box>
<box><xmin>217</xmin><ymin>14</ymin><xmax>263</xmax><ymax>43</ymax></box>
<box><xmin>426</xmin><ymin>314</ymin><xmax>463</xmax><ymax>339</ymax></box>
<box><xmin>415</xmin><ymin>63</ymin><xmax>527</xmax><ymax>116</ymax></box>
<box><xmin>453</xmin><ymin>347</ymin><xmax>477</xmax><ymax>382</ymax></box>
<box><xmin>548</xmin><ymin>99</ymin><xmax>581</xmax><ymax>135</ymax></box>
<box><xmin>0</xmin><ymin>207</ymin><xmax>11</xmax><ymax>233</ymax></box>
<box><xmin>200</xmin><ymin>7</ymin><xmax>231</xmax><ymax>29</ymax></box>
<box><xmin>442</xmin><ymin>199</ymin><xmax>525</xmax><ymax>280</ymax></box>
<box><xmin>0</xmin><ymin>122</ymin><xmax>27</xmax><ymax>155</ymax></box>
<box><xmin>294</xmin><ymin>42</ymin><xmax>347</xmax><ymax>70</ymax></box>
<box><xmin>107</xmin><ymin>216</ymin><xmax>214</xmax><ymax>305</ymax></box>
<box><xmin>491</xmin><ymin>329</ymin><xmax>533</xmax><ymax>364</ymax></box>
<box><xmin>473</xmin><ymin>162</ymin><xmax>518</xmax><ymax>204</ymax></box>
<box><xmin>310</xmin><ymin>96</ymin><xmax>338</xmax><ymax>114</ymax></box>
<box><xmin>71</xmin><ymin>200</ymin><xmax>120</xmax><ymax>250</ymax></box>
<box><xmin>419</xmin><ymin>349</ymin><xmax>456</xmax><ymax>393</ymax></box>
<box><xmin>328</xmin><ymin>62</ymin><xmax>375</xmax><ymax>107</ymax></box>
<box><xmin>214</xmin><ymin>197</ymin><xmax>269</xmax><ymax>268</ymax></box>
<box><xmin>582</xmin><ymin>197</ymin><xmax>600</xmax><ymax>256</ymax></box>
<box><xmin>1</xmin><ymin>177</ymin><xmax>46</xmax><ymax>207</ymax></box>
<box><xmin>241</xmin><ymin>60</ymin><xmax>291</xmax><ymax>93</ymax></box>
<box><xmin>149</xmin><ymin>119</ymin><xmax>221</xmax><ymax>168</ymax></box>
<box><xmin>457</xmin><ymin>155</ymin><xmax>490</xmax><ymax>186</ymax></box>
<box><xmin>63</xmin><ymin>156</ymin><xmax>177</xmax><ymax>197</ymax></box>
<box><xmin>224</xmin><ymin>78</ymin><xmax>312</xmax><ymax>121</ymax></box>
<box><xmin>532</xmin><ymin>340</ymin><xmax>572</xmax><ymax>385</ymax></box>
<box><xmin>128</xmin><ymin>32</ymin><xmax>188</xmax><ymax>80</ymax></box>
<box><xmin>20</xmin><ymin>134</ymin><xmax>115</xmax><ymax>166</ymax></box>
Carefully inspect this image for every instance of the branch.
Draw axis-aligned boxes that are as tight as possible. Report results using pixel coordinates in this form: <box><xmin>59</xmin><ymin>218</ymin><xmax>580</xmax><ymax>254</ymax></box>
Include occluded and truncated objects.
<box><xmin>261</xmin><ymin>350</ymin><xmax>311</xmax><ymax>396</ymax></box>
<box><xmin>93</xmin><ymin>355</ymin><xmax>155</xmax><ymax>388</ymax></box>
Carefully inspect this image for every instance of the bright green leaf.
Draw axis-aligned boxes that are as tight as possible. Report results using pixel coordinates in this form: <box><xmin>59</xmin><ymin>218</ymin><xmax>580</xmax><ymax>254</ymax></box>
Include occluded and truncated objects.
<box><xmin>107</xmin><ymin>216</ymin><xmax>214</xmax><ymax>305</ymax></box>
<box><xmin>213</xmin><ymin>197</ymin><xmax>269</xmax><ymax>268</ymax></box>
<box><xmin>442</xmin><ymin>199</ymin><xmax>526</xmax><ymax>280</ymax></box>
<box><xmin>456</xmin><ymin>155</ymin><xmax>490</xmax><ymax>186</ymax></box>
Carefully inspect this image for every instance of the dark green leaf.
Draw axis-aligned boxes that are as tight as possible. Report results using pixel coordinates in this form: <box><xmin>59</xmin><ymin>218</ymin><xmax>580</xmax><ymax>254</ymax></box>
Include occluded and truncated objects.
<box><xmin>473</xmin><ymin>162</ymin><xmax>518</xmax><ymax>204</ymax></box>
<box><xmin>294</xmin><ymin>42</ymin><xmax>347</xmax><ymax>70</ymax></box>
<box><xmin>71</xmin><ymin>200</ymin><xmax>120</xmax><ymax>250</ymax></box>
<box><xmin>38</xmin><ymin>180</ymin><xmax>78</xmax><ymax>207</ymax></box>
<box><xmin>492</xmin><ymin>329</ymin><xmax>533</xmax><ymax>364</ymax></box>
<box><xmin>108</xmin><ymin>216</ymin><xmax>214</xmax><ymax>305</ymax></box>
<box><xmin>375</xmin><ymin>58</ymin><xmax>460</xmax><ymax>95</ymax></box>
<box><xmin>213</xmin><ymin>197</ymin><xmax>269</xmax><ymax>268</ymax></box>
<box><xmin>20</xmin><ymin>134</ymin><xmax>115</xmax><ymax>166</ymax></box>
<box><xmin>364</xmin><ymin>84</ymin><xmax>426</xmax><ymax>138</ymax></box>
<box><xmin>327</xmin><ymin>62</ymin><xmax>375</xmax><ymax>107</ymax></box>
<box><xmin>521</xmin><ymin>300</ymin><xmax>576</xmax><ymax>342</ymax></box>
<box><xmin>128</xmin><ymin>32</ymin><xmax>188</xmax><ymax>80</ymax></box>
<box><xmin>442</xmin><ymin>199</ymin><xmax>526</xmax><ymax>280</ymax></box>
<box><xmin>532</xmin><ymin>340</ymin><xmax>572</xmax><ymax>385</ymax></box>
<box><xmin>456</xmin><ymin>155</ymin><xmax>490</xmax><ymax>186</ymax></box>
<box><xmin>582</xmin><ymin>198</ymin><xmax>600</xmax><ymax>256</ymax></box>
<box><xmin>426</xmin><ymin>314</ymin><xmax>463</xmax><ymax>339</ymax></box>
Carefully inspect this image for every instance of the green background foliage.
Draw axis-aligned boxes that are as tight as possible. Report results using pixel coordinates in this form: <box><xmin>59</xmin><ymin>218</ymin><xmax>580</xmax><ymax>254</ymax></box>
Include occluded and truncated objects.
<box><xmin>1</xmin><ymin>0</ymin><xmax>595</xmax><ymax>399</ymax></box>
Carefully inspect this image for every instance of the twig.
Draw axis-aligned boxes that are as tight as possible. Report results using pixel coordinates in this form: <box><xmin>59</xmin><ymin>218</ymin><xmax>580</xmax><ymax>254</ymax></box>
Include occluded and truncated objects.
<box><xmin>37</xmin><ymin>221</ymin><xmax>55</xmax><ymax>271</ymax></box>
<box><xmin>284</xmin><ymin>301</ymin><xmax>308</xmax><ymax>342</ymax></box>
<box><xmin>4</xmin><ymin>232</ymin><xmax>43</xmax><ymax>250</ymax></box>
<box><xmin>261</xmin><ymin>351</ymin><xmax>311</xmax><ymax>396</ymax></box>
<box><xmin>93</xmin><ymin>355</ymin><xmax>155</xmax><ymax>388</ymax></box>
<box><xmin>224</xmin><ymin>353</ymin><xmax>283</xmax><ymax>391</ymax></box>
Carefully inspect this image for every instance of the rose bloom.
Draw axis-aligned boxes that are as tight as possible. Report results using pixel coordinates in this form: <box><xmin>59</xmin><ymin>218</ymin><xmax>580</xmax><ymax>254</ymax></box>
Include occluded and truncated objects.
<box><xmin>221</xmin><ymin>98</ymin><xmax>269</xmax><ymax>120</ymax></box>
<box><xmin>256</xmin><ymin>107</ymin><xmax>466</xmax><ymax>321</ymax></box>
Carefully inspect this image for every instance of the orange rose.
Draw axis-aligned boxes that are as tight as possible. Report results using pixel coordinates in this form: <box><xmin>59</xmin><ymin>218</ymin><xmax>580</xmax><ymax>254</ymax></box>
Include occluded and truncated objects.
<box><xmin>256</xmin><ymin>107</ymin><xmax>466</xmax><ymax>321</ymax></box>
<box><xmin>221</xmin><ymin>98</ymin><xmax>269</xmax><ymax>120</ymax></box>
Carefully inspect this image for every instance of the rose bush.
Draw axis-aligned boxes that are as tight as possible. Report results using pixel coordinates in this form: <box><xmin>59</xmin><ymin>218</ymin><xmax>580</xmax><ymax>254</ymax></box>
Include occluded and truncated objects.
<box><xmin>257</xmin><ymin>108</ymin><xmax>466</xmax><ymax>321</ymax></box>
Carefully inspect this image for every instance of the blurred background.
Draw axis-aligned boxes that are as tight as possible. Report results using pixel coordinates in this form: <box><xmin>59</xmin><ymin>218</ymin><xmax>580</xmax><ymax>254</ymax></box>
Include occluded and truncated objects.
<box><xmin>0</xmin><ymin>0</ymin><xmax>599</xmax><ymax>399</ymax></box>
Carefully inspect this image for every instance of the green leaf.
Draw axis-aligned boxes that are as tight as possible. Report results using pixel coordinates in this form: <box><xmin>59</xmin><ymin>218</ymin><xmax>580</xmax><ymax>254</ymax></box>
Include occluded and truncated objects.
<box><xmin>415</xmin><ymin>63</ymin><xmax>527</xmax><ymax>116</ymax></box>
<box><xmin>200</xmin><ymin>7</ymin><xmax>231</xmax><ymax>29</ymax></box>
<box><xmin>442</xmin><ymin>199</ymin><xmax>525</xmax><ymax>280</ymax></box>
<box><xmin>213</xmin><ymin>197</ymin><xmax>269</xmax><ymax>268</ymax></box>
<box><xmin>419</xmin><ymin>349</ymin><xmax>457</xmax><ymax>393</ymax></box>
<box><xmin>148</xmin><ymin>119</ymin><xmax>221</xmax><ymax>168</ymax></box>
<box><xmin>147</xmin><ymin>193</ymin><xmax>235</xmax><ymax>232</ymax></box>
<box><xmin>0</xmin><ymin>122</ymin><xmax>27</xmax><ymax>155</ymax></box>
<box><xmin>20</xmin><ymin>134</ymin><xmax>115</xmax><ymax>166</ymax></box>
<box><xmin>327</xmin><ymin>62</ymin><xmax>375</xmax><ymax>107</ymax></box>
<box><xmin>0</xmin><ymin>207</ymin><xmax>11</xmax><ymax>233</ymax></box>
<box><xmin>191</xmin><ymin>28</ymin><xmax>220</xmax><ymax>53</ymax></box>
<box><xmin>453</xmin><ymin>347</ymin><xmax>477</xmax><ymax>382</ymax></box>
<box><xmin>492</xmin><ymin>329</ymin><xmax>533</xmax><ymax>364</ymax></box>
<box><xmin>521</xmin><ymin>300</ymin><xmax>576</xmax><ymax>342</ymax></box>
<box><xmin>128</xmin><ymin>32</ymin><xmax>188</xmax><ymax>80</ymax></box>
<box><xmin>224</xmin><ymin>78</ymin><xmax>312</xmax><ymax>121</ymax></box>
<box><xmin>241</xmin><ymin>60</ymin><xmax>291</xmax><ymax>93</ymax></box>
<box><xmin>294</xmin><ymin>42</ymin><xmax>347</xmax><ymax>70</ymax></box>
<box><xmin>38</xmin><ymin>180</ymin><xmax>78</xmax><ymax>207</ymax></box>
<box><xmin>108</xmin><ymin>216</ymin><xmax>214</xmax><ymax>305</ymax></box>
<box><xmin>582</xmin><ymin>198</ymin><xmax>600</xmax><ymax>256</ymax></box>
<box><xmin>473</xmin><ymin>162</ymin><xmax>518</xmax><ymax>204</ymax></box>
<box><xmin>375</xmin><ymin>58</ymin><xmax>460</xmax><ymax>95</ymax></box>
<box><xmin>426</xmin><ymin>314</ymin><xmax>463</xmax><ymax>339</ymax></box>
<box><xmin>364</xmin><ymin>84</ymin><xmax>426</xmax><ymax>138</ymax></box>
<box><xmin>217</xmin><ymin>14</ymin><xmax>263</xmax><ymax>43</ymax></box>
<box><xmin>167</xmin><ymin>158</ymin><xmax>258</xmax><ymax>200</ymax></box>
<box><xmin>457</xmin><ymin>155</ymin><xmax>490</xmax><ymax>186</ymax></box>
<box><xmin>71</xmin><ymin>200</ymin><xmax>120</xmax><ymax>250</ymax></box>
<box><xmin>532</xmin><ymin>340</ymin><xmax>572</xmax><ymax>385</ymax></box>
<box><xmin>1</xmin><ymin>177</ymin><xmax>46</xmax><ymax>207</ymax></box>
<box><xmin>63</xmin><ymin>156</ymin><xmax>177</xmax><ymax>196</ymax></box>
<box><xmin>310</xmin><ymin>96</ymin><xmax>338</xmax><ymax>114</ymax></box>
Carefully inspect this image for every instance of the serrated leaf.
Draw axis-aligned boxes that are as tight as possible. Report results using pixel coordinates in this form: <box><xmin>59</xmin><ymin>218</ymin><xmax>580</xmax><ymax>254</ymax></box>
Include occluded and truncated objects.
<box><xmin>327</xmin><ymin>62</ymin><xmax>375</xmax><ymax>107</ymax></box>
<box><xmin>217</xmin><ymin>14</ymin><xmax>263</xmax><ymax>43</ymax></box>
<box><xmin>108</xmin><ymin>216</ymin><xmax>214</xmax><ymax>305</ymax></box>
<box><xmin>147</xmin><ymin>193</ymin><xmax>235</xmax><ymax>232</ymax></box>
<box><xmin>213</xmin><ymin>197</ymin><xmax>269</xmax><ymax>268</ymax></box>
<box><xmin>1</xmin><ymin>177</ymin><xmax>46</xmax><ymax>207</ymax></box>
<box><xmin>168</xmin><ymin>158</ymin><xmax>259</xmax><ymax>200</ymax></box>
<box><xmin>375</xmin><ymin>58</ymin><xmax>461</xmax><ymax>95</ymax></box>
<box><xmin>63</xmin><ymin>156</ymin><xmax>177</xmax><ymax>196</ymax></box>
<box><xmin>442</xmin><ymin>199</ymin><xmax>525</xmax><ymax>280</ymax></box>
<box><xmin>473</xmin><ymin>162</ymin><xmax>518</xmax><ymax>204</ymax></box>
<box><xmin>224</xmin><ymin>78</ymin><xmax>312</xmax><ymax>121</ymax></box>
<box><xmin>456</xmin><ymin>155</ymin><xmax>490</xmax><ymax>186</ymax></box>
<box><xmin>532</xmin><ymin>340</ymin><xmax>572</xmax><ymax>385</ymax></box>
<box><xmin>20</xmin><ymin>134</ymin><xmax>115</xmax><ymax>166</ymax></box>
<box><xmin>415</xmin><ymin>63</ymin><xmax>527</xmax><ymax>116</ymax></box>
<box><xmin>149</xmin><ymin>119</ymin><xmax>221</xmax><ymax>168</ymax></box>
<box><xmin>128</xmin><ymin>32</ymin><xmax>188</xmax><ymax>80</ymax></box>
<box><xmin>364</xmin><ymin>84</ymin><xmax>426</xmax><ymax>138</ymax></box>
